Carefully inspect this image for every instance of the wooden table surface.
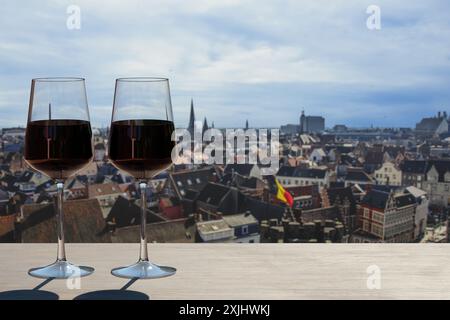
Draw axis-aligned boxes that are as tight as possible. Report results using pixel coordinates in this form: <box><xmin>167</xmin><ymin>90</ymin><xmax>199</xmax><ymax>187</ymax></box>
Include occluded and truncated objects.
<box><xmin>0</xmin><ymin>243</ymin><xmax>449</xmax><ymax>300</ymax></box>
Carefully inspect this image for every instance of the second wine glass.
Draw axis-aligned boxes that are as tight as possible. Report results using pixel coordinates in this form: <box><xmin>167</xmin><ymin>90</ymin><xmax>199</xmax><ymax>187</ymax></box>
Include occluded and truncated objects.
<box><xmin>108</xmin><ymin>77</ymin><xmax>176</xmax><ymax>279</ymax></box>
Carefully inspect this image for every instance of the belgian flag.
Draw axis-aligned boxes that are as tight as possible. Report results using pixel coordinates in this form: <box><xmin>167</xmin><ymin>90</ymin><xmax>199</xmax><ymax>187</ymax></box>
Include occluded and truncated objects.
<box><xmin>266</xmin><ymin>176</ymin><xmax>294</xmax><ymax>208</ymax></box>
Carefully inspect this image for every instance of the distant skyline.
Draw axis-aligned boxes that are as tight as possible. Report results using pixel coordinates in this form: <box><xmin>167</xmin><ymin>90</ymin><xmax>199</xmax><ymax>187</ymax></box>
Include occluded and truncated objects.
<box><xmin>1</xmin><ymin>1</ymin><xmax>450</xmax><ymax>128</ymax></box>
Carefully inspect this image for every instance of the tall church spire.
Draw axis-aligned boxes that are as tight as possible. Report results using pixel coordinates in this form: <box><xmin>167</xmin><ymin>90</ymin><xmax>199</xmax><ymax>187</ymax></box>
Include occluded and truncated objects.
<box><xmin>202</xmin><ymin>117</ymin><xmax>209</xmax><ymax>134</ymax></box>
<box><xmin>188</xmin><ymin>98</ymin><xmax>195</xmax><ymax>135</ymax></box>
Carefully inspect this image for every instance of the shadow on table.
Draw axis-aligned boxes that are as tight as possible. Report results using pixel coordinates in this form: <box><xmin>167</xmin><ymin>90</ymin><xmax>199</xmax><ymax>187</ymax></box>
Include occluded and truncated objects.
<box><xmin>0</xmin><ymin>278</ymin><xmax>59</xmax><ymax>300</ymax></box>
<box><xmin>73</xmin><ymin>278</ymin><xmax>149</xmax><ymax>300</ymax></box>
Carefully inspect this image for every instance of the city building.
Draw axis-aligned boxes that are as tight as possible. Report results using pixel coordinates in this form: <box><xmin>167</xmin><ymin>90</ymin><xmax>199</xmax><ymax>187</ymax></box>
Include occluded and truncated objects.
<box><xmin>401</xmin><ymin>160</ymin><xmax>427</xmax><ymax>189</ymax></box>
<box><xmin>321</xmin><ymin>186</ymin><xmax>357</xmax><ymax>234</ymax></box>
<box><xmin>415</xmin><ymin>112</ymin><xmax>448</xmax><ymax>137</ymax></box>
<box><xmin>422</xmin><ymin>161</ymin><xmax>450</xmax><ymax>207</ymax></box>
<box><xmin>299</xmin><ymin>111</ymin><xmax>325</xmax><ymax>133</ymax></box>
<box><xmin>309</xmin><ymin>148</ymin><xmax>327</xmax><ymax>164</ymax></box>
<box><xmin>280</xmin><ymin>124</ymin><xmax>300</xmax><ymax>135</ymax></box>
<box><xmin>88</xmin><ymin>183</ymin><xmax>127</xmax><ymax>217</ymax></box>
<box><xmin>222</xmin><ymin>213</ymin><xmax>260</xmax><ymax>243</ymax></box>
<box><xmin>196</xmin><ymin>219</ymin><xmax>234</xmax><ymax>242</ymax></box>
<box><xmin>405</xmin><ymin>186</ymin><xmax>428</xmax><ymax>240</ymax></box>
<box><xmin>352</xmin><ymin>189</ymin><xmax>416</xmax><ymax>243</ymax></box>
<box><xmin>276</xmin><ymin>166</ymin><xmax>330</xmax><ymax>189</ymax></box>
<box><xmin>374</xmin><ymin>161</ymin><xmax>402</xmax><ymax>186</ymax></box>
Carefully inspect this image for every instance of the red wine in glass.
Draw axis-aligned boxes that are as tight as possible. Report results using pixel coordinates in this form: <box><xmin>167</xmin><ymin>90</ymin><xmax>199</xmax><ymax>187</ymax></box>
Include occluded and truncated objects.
<box><xmin>23</xmin><ymin>77</ymin><xmax>95</xmax><ymax>279</ymax></box>
<box><xmin>109</xmin><ymin>119</ymin><xmax>174</xmax><ymax>180</ymax></box>
<box><xmin>25</xmin><ymin>119</ymin><xmax>93</xmax><ymax>180</ymax></box>
<box><xmin>108</xmin><ymin>77</ymin><xmax>177</xmax><ymax>279</ymax></box>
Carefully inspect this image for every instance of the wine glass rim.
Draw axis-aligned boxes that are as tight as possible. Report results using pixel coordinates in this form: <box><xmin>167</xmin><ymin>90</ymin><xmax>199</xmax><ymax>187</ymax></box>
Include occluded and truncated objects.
<box><xmin>116</xmin><ymin>77</ymin><xmax>169</xmax><ymax>82</ymax></box>
<box><xmin>32</xmin><ymin>77</ymin><xmax>85</xmax><ymax>82</ymax></box>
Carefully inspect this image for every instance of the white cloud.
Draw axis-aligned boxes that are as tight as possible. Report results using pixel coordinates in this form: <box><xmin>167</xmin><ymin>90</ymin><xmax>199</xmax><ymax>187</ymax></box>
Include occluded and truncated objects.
<box><xmin>0</xmin><ymin>0</ymin><xmax>449</xmax><ymax>128</ymax></box>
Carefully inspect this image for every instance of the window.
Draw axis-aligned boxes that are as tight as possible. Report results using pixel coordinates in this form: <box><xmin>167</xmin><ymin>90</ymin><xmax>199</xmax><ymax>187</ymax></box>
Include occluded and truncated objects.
<box><xmin>363</xmin><ymin>208</ymin><xmax>370</xmax><ymax>218</ymax></box>
<box><xmin>187</xmin><ymin>179</ymin><xmax>192</xmax><ymax>185</ymax></box>
<box><xmin>371</xmin><ymin>224</ymin><xmax>383</xmax><ymax>237</ymax></box>
<box><xmin>241</xmin><ymin>225</ymin><xmax>249</xmax><ymax>235</ymax></box>
<box><xmin>177</xmin><ymin>181</ymin><xmax>183</xmax><ymax>187</ymax></box>
<box><xmin>363</xmin><ymin>221</ymin><xmax>370</xmax><ymax>232</ymax></box>
<box><xmin>373</xmin><ymin>212</ymin><xmax>383</xmax><ymax>223</ymax></box>
<box><xmin>196</xmin><ymin>178</ymin><xmax>201</xmax><ymax>183</ymax></box>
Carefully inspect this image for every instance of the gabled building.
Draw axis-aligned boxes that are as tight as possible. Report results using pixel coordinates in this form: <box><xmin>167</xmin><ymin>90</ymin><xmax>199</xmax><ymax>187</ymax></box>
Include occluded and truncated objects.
<box><xmin>196</xmin><ymin>182</ymin><xmax>247</xmax><ymax>216</ymax></box>
<box><xmin>422</xmin><ymin>161</ymin><xmax>450</xmax><ymax>207</ymax></box>
<box><xmin>363</xmin><ymin>150</ymin><xmax>384</xmax><ymax>174</ymax></box>
<box><xmin>321</xmin><ymin>186</ymin><xmax>357</xmax><ymax>233</ymax></box>
<box><xmin>168</xmin><ymin>167</ymin><xmax>218</xmax><ymax>200</ymax></box>
<box><xmin>106</xmin><ymin>196</ymin><xmax>166</xmax><ymax>229</ymax></box>
<box><xmin>400</xmin><ymin>160</ymin><xmax>427</xmax><ymax>189</ymax></box>
<box><xmin>352</xmin><ymin>189</ymin><xmax>416</xmax><ymax>243</ymax></box>
<box><xmin>374</xmin><ymin>161</ymin><xmax>402</xmax><ymax>186</ymax></box>
<box><xmin>284</xmin><ymin>185</ymin><xmax>321</xmax><ymax>210</ymax></box>
<box><xmin>221</xmin><ymin>173</ymin><xmax>265</xmax><ymax>198</ymax></box>
<box><xmin>309</xmin><ymin>148</ymin><xmax>327</xmax><ymax>164</ymax></box>
<box><xmin>88</xmin><ymin>182</ymin><xmax>127</xmax><ymax>217</ymax></box>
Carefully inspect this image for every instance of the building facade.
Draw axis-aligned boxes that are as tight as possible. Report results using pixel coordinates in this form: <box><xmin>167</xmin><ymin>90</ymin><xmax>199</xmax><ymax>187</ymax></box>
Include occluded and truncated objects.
<box><xmin>353</xmin><ymin>189</ymin><xmax>416</xmax><ymax>243</ymax></box>
<box><xmin>374</xmin><ymin>161</ymin><xmax>402</xmax><ymax>186</ymax></box>
<box><xmin>277</xmin><ymin>166</ymin><xmax>330</xmax><ymax>189</ymax></box>
<box><xmin>299</xmin><ymin>111</ymin><xmax>325</xmax><ymax>133</ymax></box>
<box><xmin>423</xmin><ymin>165</ymin><xmax>450</xmax><ymax>207</ymax></box>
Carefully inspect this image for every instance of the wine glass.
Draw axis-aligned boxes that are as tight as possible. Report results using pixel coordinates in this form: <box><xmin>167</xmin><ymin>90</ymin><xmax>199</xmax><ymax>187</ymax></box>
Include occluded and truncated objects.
<box><xmin>108</xmin><ymin>77</ymin><xmax>176</xmax><ymax>279</ymax></box>
<box><xmin>24</xmin><ymin>77</ymin><xmax>95</xmax><ymax>279</ymax></box>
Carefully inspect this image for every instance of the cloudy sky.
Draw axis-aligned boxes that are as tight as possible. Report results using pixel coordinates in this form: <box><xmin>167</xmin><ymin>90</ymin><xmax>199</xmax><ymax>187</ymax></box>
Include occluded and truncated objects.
<box><xmin>0</xmin><ymin>0</ymin><xmax>449</xmax><ymax>128</ymax></box>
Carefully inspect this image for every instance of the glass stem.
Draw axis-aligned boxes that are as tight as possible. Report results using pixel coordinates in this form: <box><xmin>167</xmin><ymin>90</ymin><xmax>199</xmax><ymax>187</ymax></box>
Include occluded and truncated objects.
<box><xmin>139</xmin><ymin>181</ymin><xmax>149</xmax><ymax>262</ymax></box>
<box><xmin>56</xmin><ymin>181</ymin><xmax>66</xmax><ymax>262</ymax></box>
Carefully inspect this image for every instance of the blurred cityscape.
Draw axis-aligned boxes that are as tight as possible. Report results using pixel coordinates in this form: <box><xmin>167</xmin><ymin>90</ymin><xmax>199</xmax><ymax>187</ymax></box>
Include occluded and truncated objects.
<box><xmin>1</xmin><ymin>102</ymin><xmax>450</xmax><ymax>244</ymax></box>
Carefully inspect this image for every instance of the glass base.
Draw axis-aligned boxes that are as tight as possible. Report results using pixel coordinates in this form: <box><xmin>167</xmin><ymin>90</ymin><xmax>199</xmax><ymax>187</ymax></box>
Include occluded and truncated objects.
<box><xmin>111</xmin><ymin>260</ymin><xmax>176</xmax><ymax>279</ymax></box>
<box><xmin>28</xmin><ymin>260</ymin><xmax>95</xmax><ymax>279</ymax></box>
